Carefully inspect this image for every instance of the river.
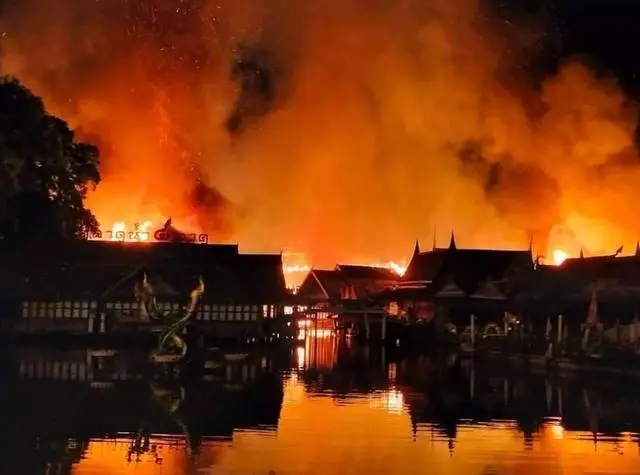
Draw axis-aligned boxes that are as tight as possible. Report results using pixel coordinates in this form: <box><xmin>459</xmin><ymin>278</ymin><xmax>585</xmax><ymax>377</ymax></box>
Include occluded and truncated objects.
<box><xmin>3</xmin><ymin>335</ymin><xmax>640</xmax><ymax>474</ymax></box>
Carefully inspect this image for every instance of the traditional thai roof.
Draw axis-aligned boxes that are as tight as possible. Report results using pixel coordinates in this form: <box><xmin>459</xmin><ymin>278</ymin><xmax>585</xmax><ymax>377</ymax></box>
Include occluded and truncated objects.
<box><xmin>401</xmin><ymin>235</ymin><xmax>533</xmax><ymax>298</ymax></box>
<box><xmin>0</xmin><ymin>241</ymin><xmax>287</xmax><ymax>304</ymax></box>
<box><xmin>335</xmin><ymin>265</ymin><xmax>399</xmax><ymax>281</ymax></box>
<box><xmin>403</xmin><ymin>249</ymin><xmax>449</xmax><ymax>282</ymax></box>
<box><xmin>0</xmin><ymin>239</ymin><xmax>240</xmax><ymax>267</ymax></box>
<box><xmin>297</xmin><ymin>264</ymin><xmax>401</xmax><ymax>302</ymax></box>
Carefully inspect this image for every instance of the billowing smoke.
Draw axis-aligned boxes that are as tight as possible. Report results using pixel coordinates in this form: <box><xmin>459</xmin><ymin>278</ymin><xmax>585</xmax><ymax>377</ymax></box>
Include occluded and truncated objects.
<box><xmin>0</xmin><ymin>0</ymin><xmax>637</xmax><ymax>264</ymax></box>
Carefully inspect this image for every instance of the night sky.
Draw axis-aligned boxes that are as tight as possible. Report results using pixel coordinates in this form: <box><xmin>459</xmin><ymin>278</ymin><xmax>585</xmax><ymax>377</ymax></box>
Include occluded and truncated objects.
<box><xmin>494</xmin><ymin>0</ymin><xmax>640</xmax><ymax>95</ymax></box>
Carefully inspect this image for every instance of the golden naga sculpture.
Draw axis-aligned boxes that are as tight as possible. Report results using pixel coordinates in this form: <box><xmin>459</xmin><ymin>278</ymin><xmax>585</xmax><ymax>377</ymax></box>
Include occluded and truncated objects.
<box><xmin>149</xmin><ymin>275</ymin><xmax>205</xmax><ymax>364</ymax></box>
<box><xmin>133</xmin><ymin>273</ymin><xmax>159</xmax><ymax>322</ymax></box>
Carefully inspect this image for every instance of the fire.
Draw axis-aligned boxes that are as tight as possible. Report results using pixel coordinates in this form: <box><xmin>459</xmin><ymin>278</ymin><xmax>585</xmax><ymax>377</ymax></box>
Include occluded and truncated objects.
<box><xmin>282</xmin><ymin>256</ymin><xmax>407</xmax><ymax>289</ymax></box>
<box><xmin>552</xmin><ymin>249</ymin><xmax>568</xmax><ymax>266</ymax></box>
<box><xmin>283</xmin><ymin>261</ymin><xmax>406</xmax><ymax>277</ymax></box>
<box><xmin>90</xmin><ymin>220</ymin><xmax>154</xmax><ymax>242</ymax></box>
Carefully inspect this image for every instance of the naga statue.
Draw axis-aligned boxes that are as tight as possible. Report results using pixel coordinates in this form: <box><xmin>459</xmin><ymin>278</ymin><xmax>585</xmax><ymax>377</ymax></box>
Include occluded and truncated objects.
<box><xmin>133</xmin><ymin>273</ymin><xmax>162</xmax><ymax>322</ymax></box>
<box><xmin>128</xmin><ymin>381</ymin><xmax>198</xmax><ymax>462</ymax></box>
<box><xmin>102</xmin><ymin>271</ymin><xmax>173</xmax><ymax>331</ymax></box>
<box><xmin>149</xmin><ymin>276</ymin><xmax>205</xmax><ymax>364</ymax></box>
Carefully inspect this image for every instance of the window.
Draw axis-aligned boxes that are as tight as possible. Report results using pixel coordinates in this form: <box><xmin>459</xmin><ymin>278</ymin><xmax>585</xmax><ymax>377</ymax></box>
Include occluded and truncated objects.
<box><xmin>21</xmin><ymin>302</ymin><xmax>28</xmax><ymax>319</ymax></box>
<box><xmin>220</xmin><ymin>305</ymin><xmax>226</xmax><ymax>321</ymax></box>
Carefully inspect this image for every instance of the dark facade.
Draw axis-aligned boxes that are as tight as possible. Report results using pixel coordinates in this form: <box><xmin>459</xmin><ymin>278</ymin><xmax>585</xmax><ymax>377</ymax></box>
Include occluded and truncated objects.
<box><xmin>297</xmin><ymin>264</ymin><xmax>400</xmax><ymax>303</ymax></box>
<box><xmin>519</xmin><ymin>248</ymin><xmax>640</xmax><ymax>327</ymax></box>
<box><xmin>377</xmin><ymin>235</ymin><xmax>534</xmax><ymax>326</ymax></box>
<box><xmin>0</xmin><ymin>240</ymin><xmax>289</xmax><ymax>339</ymax></box>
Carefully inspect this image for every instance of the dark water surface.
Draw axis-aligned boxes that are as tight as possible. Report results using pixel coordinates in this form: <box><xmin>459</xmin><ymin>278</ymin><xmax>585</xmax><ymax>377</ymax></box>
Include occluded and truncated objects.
<box><xmin>4</xmin><ymin>336</ymin><xmax>640</xmax><ymax>475</ymax></box>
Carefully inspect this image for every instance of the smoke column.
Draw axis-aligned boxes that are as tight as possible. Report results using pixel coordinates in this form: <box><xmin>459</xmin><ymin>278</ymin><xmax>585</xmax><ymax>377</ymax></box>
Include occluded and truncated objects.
<box><xmin>0</xmin><ymin>0</ymin><xmax>637</xmax><ymax>264</ymax></box>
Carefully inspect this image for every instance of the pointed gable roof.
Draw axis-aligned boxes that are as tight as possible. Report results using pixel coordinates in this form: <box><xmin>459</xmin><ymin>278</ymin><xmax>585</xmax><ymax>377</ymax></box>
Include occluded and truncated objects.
<box><xmin>435</xmin><ymin>277</ymin><xmax>465</xmax><ymax>298</ymax></box>
<box><xmin>429</xmin><ymin>245</ymin><xmax>533</xmax><ymax>297</ymax></box>
<box><xmin>448</xmin><ymin>232</ymin><xmax>457</xmax><ymax>250</ymax></box>
<box><xmin>403</xmin><ymin>248</ymin><xmax>449</xmax><ymax>282</ymax></box>
<box><xmin>470</xmin><ymin>281</ymin><xmax>506</xmax><ymax>300</ymax></box>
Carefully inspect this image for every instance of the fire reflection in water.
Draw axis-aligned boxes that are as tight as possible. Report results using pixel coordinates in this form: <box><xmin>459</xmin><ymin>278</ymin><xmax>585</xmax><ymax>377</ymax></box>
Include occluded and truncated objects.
<box><xmin>295</xmin><ymin>328</ymin><xmax>337</xmax><ymax>370</ymax></box>
<box><xmin>385</xmin><ymin>390</ymin><xmax>405</xmax><ymax>415</ymax></box>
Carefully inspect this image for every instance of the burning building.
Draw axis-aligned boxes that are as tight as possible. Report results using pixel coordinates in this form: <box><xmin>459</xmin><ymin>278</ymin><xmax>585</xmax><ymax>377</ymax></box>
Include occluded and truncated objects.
<box><xmin>2</xmin><ymin>0</ymin><xmax>640</xmax><ymax>271</ymax></box>
<box><xmin>0</xmin><ymin>237</ymin><xmax>290</xmax><ymax>341</ymax></box>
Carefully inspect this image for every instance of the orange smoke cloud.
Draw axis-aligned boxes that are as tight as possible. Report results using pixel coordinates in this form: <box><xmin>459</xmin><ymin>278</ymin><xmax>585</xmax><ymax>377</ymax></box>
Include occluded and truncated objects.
<box><xmin>0</xmin><ymin>0</ymin><xmax>637</xmax><ymax>265</ymax></box>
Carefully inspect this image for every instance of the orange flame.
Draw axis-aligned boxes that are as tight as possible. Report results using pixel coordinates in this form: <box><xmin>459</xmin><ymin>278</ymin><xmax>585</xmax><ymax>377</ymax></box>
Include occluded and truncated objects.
<box><xmin>551</xmin><ymin>249</ymin><xmax>568</xmax><ymax>266</ymax></box>
<box><xmin>97</xmin><ymin>220</ymin><xmax>153</xmax><ymax>242</ymax></box>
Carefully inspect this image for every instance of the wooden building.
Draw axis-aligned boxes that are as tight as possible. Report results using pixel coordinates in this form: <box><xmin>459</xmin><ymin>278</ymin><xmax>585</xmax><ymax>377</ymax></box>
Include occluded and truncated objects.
<box><xmin>521</xmin><ymin>247</ymin><xmax>640</xmax><ymax>329</ymax></box>
<box><xmin>377</xmin><ymin>234</ymin><xmax>534</xmax><ymax>328</ymax></box>
<box><xmin>297</xmin><ymin>264</ymin><xmax>401</xmax><ymax>314</ymax></box>
<box><xmin>0</xmin><ymin>240</ymin><xmax>289</xmax><ymax>340</ymax></box>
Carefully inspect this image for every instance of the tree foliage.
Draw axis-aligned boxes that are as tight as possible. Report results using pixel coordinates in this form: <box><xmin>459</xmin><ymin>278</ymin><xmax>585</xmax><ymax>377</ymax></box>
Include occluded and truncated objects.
<box><xmin>0</xmin><ymin>76</ymin><xmax>100</xmax><ymax>242</ymax></box>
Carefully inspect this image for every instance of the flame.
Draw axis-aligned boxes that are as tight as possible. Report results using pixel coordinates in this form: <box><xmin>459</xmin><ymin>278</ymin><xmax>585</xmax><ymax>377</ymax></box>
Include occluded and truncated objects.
<box><xmin>98</xmin><ymin>220</ymin><xmax>154</xmax><ymax>242</ymax></box>
<box><xmin>6</xmin><ymin>1</ymin><xmax>640</xmax><ymax>273</ymax></box>
<box><xmin>282</xmin><ymin>256</ymin><xmax>407</xmax><ymax>289</ymax></box>
<box><xmin>552</xmin><ymin>249</ymin><xmax>568</xmax><ymax>266</ymax></box>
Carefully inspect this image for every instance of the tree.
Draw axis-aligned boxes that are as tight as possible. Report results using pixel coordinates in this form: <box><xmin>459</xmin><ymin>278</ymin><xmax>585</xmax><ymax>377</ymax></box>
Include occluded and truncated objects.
<box><xmin>0</xmin><ymin>76</ymin><xmax>101</xmax><ymax>243</ymax></box>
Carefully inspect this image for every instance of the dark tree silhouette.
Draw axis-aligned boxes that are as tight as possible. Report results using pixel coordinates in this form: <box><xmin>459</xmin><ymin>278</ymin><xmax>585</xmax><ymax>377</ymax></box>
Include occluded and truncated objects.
<box><xmin>0</xmin><ymin>76</ymin><xmax>100</xmax><ymax>242</ymax></box>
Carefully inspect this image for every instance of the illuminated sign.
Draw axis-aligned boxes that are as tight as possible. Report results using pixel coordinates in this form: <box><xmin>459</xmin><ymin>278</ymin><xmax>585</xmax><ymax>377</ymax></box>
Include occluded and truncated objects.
<box><xmin>153</xmin><ymin>229</ymin><xmax>209</xmax><ymax>244</ymax></box>
<box><xmin>80</xmin><ymin>228</ymin><xmax>209</xmax><ymax>244</ymax></box>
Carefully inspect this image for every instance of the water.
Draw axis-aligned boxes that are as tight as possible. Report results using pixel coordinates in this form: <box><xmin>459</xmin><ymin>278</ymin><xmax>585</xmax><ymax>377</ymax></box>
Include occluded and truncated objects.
<box><xmin>5</xmin><ymin>337</ymin><xmax>640</xmax><ymax>475</ymax></box>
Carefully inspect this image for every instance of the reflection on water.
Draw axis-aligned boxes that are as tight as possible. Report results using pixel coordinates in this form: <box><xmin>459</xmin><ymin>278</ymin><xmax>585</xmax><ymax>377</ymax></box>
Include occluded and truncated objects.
<box><xmin>4</xmin><ymin>339</ymin><xmax>640</xmax><ymax>474</ymax></box>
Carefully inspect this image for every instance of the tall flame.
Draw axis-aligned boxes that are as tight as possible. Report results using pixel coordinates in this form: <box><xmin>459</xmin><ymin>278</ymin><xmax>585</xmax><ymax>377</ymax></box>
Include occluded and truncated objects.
<box><xmin>1</xmin><ymin>0</ymin><xmax>639</xmax><ymax>267</ymax></box>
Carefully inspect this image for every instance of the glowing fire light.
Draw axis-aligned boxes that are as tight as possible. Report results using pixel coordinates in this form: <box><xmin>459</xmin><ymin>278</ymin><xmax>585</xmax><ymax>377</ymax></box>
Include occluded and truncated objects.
<box><xmin>282</xmin><ymin>261</ymin><xmax>407</xmax><ymax>277</ymax></box>
<box><xmin>90</xmin><ymin>221</ymin><xmax>154</xmax><ymax>242</ymax></box>
<box><xmin>282</xmin><ymin>260</ymin><xmax>407</xmax><ymax>290</ymax></box>
<box><xmin>552</xmin><ymin>249</ymin><xmax>568</xmax><ymax>266</ymax></box>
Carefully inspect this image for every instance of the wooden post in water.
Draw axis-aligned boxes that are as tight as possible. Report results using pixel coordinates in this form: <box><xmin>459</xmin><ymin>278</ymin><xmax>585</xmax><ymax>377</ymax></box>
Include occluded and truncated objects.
<box><xmin>470</xmin><ymin>364</ymin><xmax>475</xmax><ymax>399</ymax></box>
<box><xmin>470</xmin><ymin>314</ymin><xmax>475</xmax><ymax>349</ymax></box>
<box><xmin>557</xmin><ymin>386</ymin><xmax>563</xmax><ymax>417</ymax></box>
<box><xmin>99</xmin><ymin>313</ymin><xmax>106</xmax><ymax>333</ymax></box>
<box><xmin>364</xmin><ymin>313</ymin><xmax>370</xmax><ymax>341</ymax></box>
<box><xmin>557</xmin><ymin>314</ymin><xmax>563</xmax><ymax>348</ymax></box>
<box><xmin>503</xmin><ymin>379</ymin><xmax>509</xmax><ymax>405</ymax></box>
